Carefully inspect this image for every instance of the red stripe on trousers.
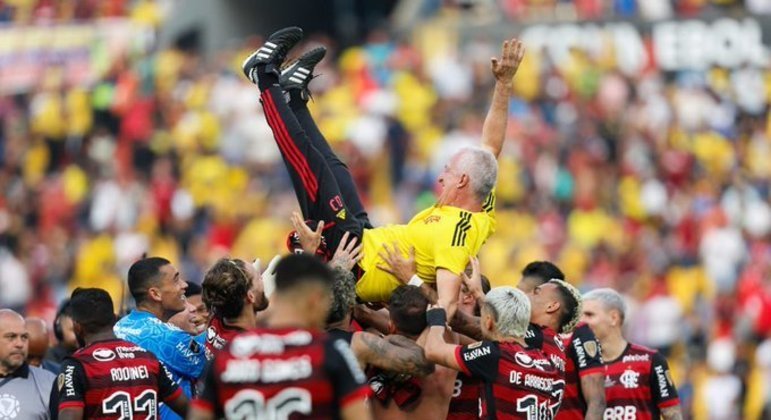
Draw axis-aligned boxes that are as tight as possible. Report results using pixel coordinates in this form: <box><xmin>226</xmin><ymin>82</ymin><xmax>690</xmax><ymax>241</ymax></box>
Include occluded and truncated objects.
<box><xmin>260</xmin><ymin>91</ymin><xmax>319</xmax><ymax>201</ymax></box>
<box><xmin>263</xmin><ymin>91</ymin><xmax>319</xmax><ymax>197</ymax></box>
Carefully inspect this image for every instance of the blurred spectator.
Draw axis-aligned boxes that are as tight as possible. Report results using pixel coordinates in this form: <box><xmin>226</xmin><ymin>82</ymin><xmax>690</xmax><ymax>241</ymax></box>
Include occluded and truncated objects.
<box><xmin>24</xmin><ymin>318</ymin><xmax>59</xmax><ymax>374</ymax></box>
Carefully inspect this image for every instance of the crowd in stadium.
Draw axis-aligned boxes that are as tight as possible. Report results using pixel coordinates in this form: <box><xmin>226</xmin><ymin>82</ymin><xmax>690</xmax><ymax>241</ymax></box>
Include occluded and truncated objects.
<box><xmin>0</xmin><ymin>0</ymin><xmax>770</xmax><ymax>419</ymax></box>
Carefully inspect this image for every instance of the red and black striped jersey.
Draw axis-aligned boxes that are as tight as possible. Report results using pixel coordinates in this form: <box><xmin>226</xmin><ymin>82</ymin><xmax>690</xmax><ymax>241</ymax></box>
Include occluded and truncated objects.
<box><xmin>204</xmin><ymin>315</ymin><xmax>245</xmax><ymax>360</ymax></box>
<box><xmin>193</xmin><ymin>327</ymin><xmax>371</xmax><ymax>419</ymax></box>
<box><xmin>525</xmin><ymin>323</ymin><xmax>568</xmax><ymax>375</ymax></box>
<box><xmin>53</xmin><ymin>338</ymin><xmax>182</xmax><ymax>419</ymax></box>
<box><xmin>556</xmin><ymin>323</ymin><xmax>604</xmax><ymax>419</ymax></box>
<box><xmin>446</xmin><ymin>372</ymin><xmax>480</xmax><ymax>420</ymax></box>
<box><xmin>454</xmin><ymin>340</ymin><xmax>565</xmax><ymax>419</ymax></box>
<box><xmin>603</xmin><ymin>343</ymin><xmax>679</xmax><ymax>420</ymax></box>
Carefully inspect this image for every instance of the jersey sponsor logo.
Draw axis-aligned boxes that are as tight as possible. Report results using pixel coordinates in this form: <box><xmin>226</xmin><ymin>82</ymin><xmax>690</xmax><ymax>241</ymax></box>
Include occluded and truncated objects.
<box><xmin>115</xmin><ymin>346</ymin><xmax>143</xmax><ymax>359</ymax></box>
<box><xmin>583</xmin><ymin>340</ymin><xmax>598</xmax><ymax>359</ymax></box>
<box><xmin>603</xmin><ymin>405</ymin><xmax>636</xmax><ymax>420</ymax></box>
<box><xmin>550</xmin><ymin>354</ymin><xmax>566</xmax><ymax>372</ymax></box>
<box><xmin>621</xmin><ymin>354</ymin><xmax>649</xmax><ymax>363</ymax></box>
<box><xmin>620</xmin><ymin>368</ymin><xmax>640</xmax><ymax>389</ymax></box>
<box><xmin>329</xmin><ymin>195</ymin><xmax>344</xmax><ymax>212</ymax></box>
<box><xmin>514</xmin><ymin>352</ymin><xmax>550</xmax><ymax>371</ymax></box>
<box><xmin>463</xmin><ymin>345</ymin><xmax>491</xmax><ymax>361</ymax></box>
<box><xmin>525</xmin><ymin>328</ymin><xmax>536</xmax><ymax>339</ymax></box>
<box><xmin>207</xmin><ymin>327</ymin><xmax>228</xmax><ymax>350</ymax></box>
<box><xmin>572</xmin><ymin>337</ymin><xmax>588</xmax><ymax>368</ymax></box>
<box><xmin>451</xmin><ymin>212</ymin><xmax>472</xmax><ymax>247</ymax></box>
<box><xmin>655</xmin><ymin>365</ymin><xmax>670</xmax><ymax>398</ymax></box>
<box><xmin>231</xmin><ymin>331</ymin><xmax>313</xmax><ymax>358</ymax></box>
<box><xmin>423</xmin><ymin>215</ymin><xmax>441</xmax><ymax>224</ymax></box>
<box><xmin>110</xmin><ymin>365</ymin><xmax>150</xmax><ymax>382</ymax></box>
<box><xmin>0</xmin><ymin>393</ymin><xmax>21</xmax><ymax>419</ymax></box>
<box><xmin>93</xmin><ymin>348</ymin><xmax>116</xmax><ymax>362</ymax></box>
<box><xmin>62</xmin><ymin>365</ymin><xmax>76</xmax><ymax>396</ymax></box>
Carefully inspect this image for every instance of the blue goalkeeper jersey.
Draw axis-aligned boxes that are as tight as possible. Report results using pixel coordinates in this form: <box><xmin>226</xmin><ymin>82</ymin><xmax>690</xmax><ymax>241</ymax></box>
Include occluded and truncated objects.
<box><xmin>114</xmin><ymin>309</ymin><xmax>206</xmax><ymax>420</ymax></box>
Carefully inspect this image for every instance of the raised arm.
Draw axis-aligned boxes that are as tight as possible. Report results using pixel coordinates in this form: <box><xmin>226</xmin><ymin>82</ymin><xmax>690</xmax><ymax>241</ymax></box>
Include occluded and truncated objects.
<box><xmin>480</xmin><ymin>38</ymin><xmax>525</xmax><ymax>159</ymax></box>
<box><xmin>351</xmin><ymin>331</ymin><xmax>435</xmax><ymax>376</ymax></box>
<box><xmin>423</xmin><ymin>306</ymin><xmax>463</xmax><ymax>371</ymax></box>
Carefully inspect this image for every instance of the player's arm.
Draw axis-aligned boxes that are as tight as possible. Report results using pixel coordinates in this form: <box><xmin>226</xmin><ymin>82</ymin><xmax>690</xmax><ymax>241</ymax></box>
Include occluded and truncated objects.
<box><xmin>326</xmin><ymin>338</ymin><xmax>373</xmax><ymax>420</ymax></box>
<box><xmin>570</xmin><ymin>324</ymin><xmax>606</xmax><ymax>420</ymax></box>
<box><xmin>423</xmin><ymin>306</ymin><xmax>463</xmax><ymax>371</ymax></box>
<box><xmin>581</xmin><ymin>373</ymin><xmax>606</xmax><ymax>420</ymax></box>
<box><xmin>353</xmin><ymin>304</ymin><xmax>390</xmax><ymax>335</ymax></box>
<box><xmin>480</xmin><ymin>38</ymin><xmax>525</xmax><ymax>159</ymax></box>
<box><xmin>157</xmin><ymin>361</ymin><xmax>188</xmax><ymax>417</ymax></box>
<box><xmin>436</xmin><ymin>268</ymin><xmax>461</xmax><ymax>322</ymax></box>
<box><xmin>189</xmin><ymin>362</ymin><xmax>218</xmax><ymax>420</ymax></box>
<box><xmin>450</xmin><ymin>310</ymin><xmax>483</xmax><ymax>341</ymax></box>
<box><xmin>56</xmin><ymin>359</ymin><xmax>87</xmax><ymax>420</ymax></box>
<box><xmin>351</xmin><ymin>331</ymin><xmax>434</xmax><ymax>376</ymax></box>
<box><xmin>650</xmin><ymin>351</ymin><xmax>682</xmax><ymax>419</ymax></box>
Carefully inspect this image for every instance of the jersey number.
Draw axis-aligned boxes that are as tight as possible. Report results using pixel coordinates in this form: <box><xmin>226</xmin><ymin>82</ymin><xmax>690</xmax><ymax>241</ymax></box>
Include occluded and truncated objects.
<box><xmin>225</xmin><ymin>388</ymin><xmax>312</xmax><ymax>420</ymax></box>
<box><xmin>515</xmin><ymin>385</ymin><xmax>564</xmax><ymax>420</ymax></box>
<box><xmin>452</xmin><ymin>379</ymin><xmax>463</xmax><ymax>398</ymax></box>
<box><xmin>102</xmin><ymin>390</ymin><xmax>157</xmax><ymax>420</ymax></box>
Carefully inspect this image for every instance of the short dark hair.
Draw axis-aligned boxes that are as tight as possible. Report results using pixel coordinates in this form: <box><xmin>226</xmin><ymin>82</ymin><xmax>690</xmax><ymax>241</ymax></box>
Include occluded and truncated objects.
<box><xmin>326</xmin><ymin>267</ymin><xmax>356</xmax><ymax>325</ymax></box>
<box><xmin>185</xmin><ymin>282</ymin><xmax>202</xmax><ymax>298</ymax></box>
<box><xmin>128</xmin><ymin>257</ymin><xmax>171</xmax><ymax>304</ymax></box>
<box><xmin>70</xmin><ymin>288</ymin><xmax>116</xmax><ymax>334</ymax></box>
<box><xmin>202</xmin><ymin>258</ymin><xmax>251</xmax><ymax>319</ymax></box>
<box><xmin>389</xmin><ymin>286</ymin><xmax>428</xmax><ymax>336</ymax></box>
<box><xmin>521</xmin><ymin>261</ymin><xmax>565</xmax><ymax>285</ymax></box>
<box><xmin>274</xmin><ymin>254</ymin><xmax>334</xmax><ymax>293</ymax></box>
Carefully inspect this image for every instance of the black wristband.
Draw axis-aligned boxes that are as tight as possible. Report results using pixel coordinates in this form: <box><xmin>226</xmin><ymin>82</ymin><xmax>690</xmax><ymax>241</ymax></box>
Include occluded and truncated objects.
<box><xmin>426</xmin><ymin>308</ymin><xmax>447</xmax><ymax>327</ymax></box>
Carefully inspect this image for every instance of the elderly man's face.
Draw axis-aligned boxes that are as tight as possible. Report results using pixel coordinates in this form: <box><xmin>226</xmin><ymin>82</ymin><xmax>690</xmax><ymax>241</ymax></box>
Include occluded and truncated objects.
<box><xmin>0</xmin><ymin>313</ymin><xmax>29</xmax><ymax>374</ymax></box>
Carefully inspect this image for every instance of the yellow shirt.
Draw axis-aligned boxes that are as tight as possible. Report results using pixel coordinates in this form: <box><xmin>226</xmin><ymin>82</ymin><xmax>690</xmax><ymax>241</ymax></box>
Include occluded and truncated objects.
<box><xmin>356</xmin><ymin>193</ymin><xmax>496</xmax><ymax>303</ymax></box>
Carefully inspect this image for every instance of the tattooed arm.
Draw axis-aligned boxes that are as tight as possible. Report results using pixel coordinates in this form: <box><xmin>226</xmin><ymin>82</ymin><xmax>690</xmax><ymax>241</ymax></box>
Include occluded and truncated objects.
<box><xmin>351</xmin><ymin>331</ymin><xmax>435</xmax><ymax>376</ymax></box>
<box><xmin>450</xmin><ymin>309</ymin><xmax>484</xmax><ymax>341</ymax></box>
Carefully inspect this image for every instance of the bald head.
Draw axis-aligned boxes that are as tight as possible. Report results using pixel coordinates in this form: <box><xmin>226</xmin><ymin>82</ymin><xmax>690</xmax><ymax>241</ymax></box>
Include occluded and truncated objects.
<box><xmin>25</xmin><ymin>318</ymin><xmax>49</xmax><ymax>367</ymax></box>
<box><xmin>0</xmin><ymin>309</ymin><xmax>28</xmax><ymax>375</ymax></box>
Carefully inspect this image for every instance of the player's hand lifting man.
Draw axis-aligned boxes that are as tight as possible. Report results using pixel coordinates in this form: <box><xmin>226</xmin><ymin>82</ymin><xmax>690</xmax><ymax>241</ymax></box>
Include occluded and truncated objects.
<box><xmin>491</xmin><ymin>38</ymin><xmax>525</xmax><ymax>85</ymax></box>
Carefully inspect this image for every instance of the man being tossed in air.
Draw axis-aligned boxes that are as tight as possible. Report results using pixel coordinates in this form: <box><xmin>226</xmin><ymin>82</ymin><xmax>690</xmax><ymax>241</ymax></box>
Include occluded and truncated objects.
<box><xmin>242</xmin><ymin>26</ymin><xmax>525</xmax><ymax>319</ymax></box>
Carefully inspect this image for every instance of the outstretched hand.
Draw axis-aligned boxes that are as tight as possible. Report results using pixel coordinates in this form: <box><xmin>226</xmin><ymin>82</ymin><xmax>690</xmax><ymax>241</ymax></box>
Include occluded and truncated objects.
<box><xmin>377</xmin><ymin>243</ymin><xmax>417</xmax><ymax>284</ymax></box>
<box><xmin>330</xmin><ymin>231</ymin><xmax>363</xmax><ymax>271</ymax></box>
<box><xmin>491</xmin><ymin>38</ymin><xmax>525</xmax><ymax>84</ymax></box>
<box><xmin>290</xmin><ymin>211</ymin><xmax>324</xmax><ymax>254</ymax></box>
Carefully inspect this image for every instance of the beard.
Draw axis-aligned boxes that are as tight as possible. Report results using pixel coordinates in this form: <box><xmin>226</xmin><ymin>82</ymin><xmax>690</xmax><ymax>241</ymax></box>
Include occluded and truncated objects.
<box><xmin>252</xmin><ymin>293</ymin><xmax>269</xmax><ymax>313</ymax></box>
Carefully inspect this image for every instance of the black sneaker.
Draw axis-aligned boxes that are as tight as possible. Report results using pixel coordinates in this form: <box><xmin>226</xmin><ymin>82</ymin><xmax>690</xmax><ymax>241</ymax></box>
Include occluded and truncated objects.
<box><xmin>280</xmin><ymin>46</ymin><xmax>327</xmax><ymax>100</ymax></box>
<box><xmin>242</xmin><ymin>26</ymin><xmax>304</xmax><ymax>84</ymax></box>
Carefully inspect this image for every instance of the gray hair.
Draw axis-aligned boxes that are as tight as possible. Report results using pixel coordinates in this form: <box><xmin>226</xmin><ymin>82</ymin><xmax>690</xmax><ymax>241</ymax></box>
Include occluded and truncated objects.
<box><xmin>582</xmin><ymin>288</ymin><xmax>627</xmax><ymax>324</ymax></box>
<box><xmin>455</xmin><ymin>147</ymin><xmax>498</xmax><ymax>202</ymax></box>
<box><xmin>484</xmin><ymin>286</ymin><xmax>531</xmax><ymax>338</ymax></box>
